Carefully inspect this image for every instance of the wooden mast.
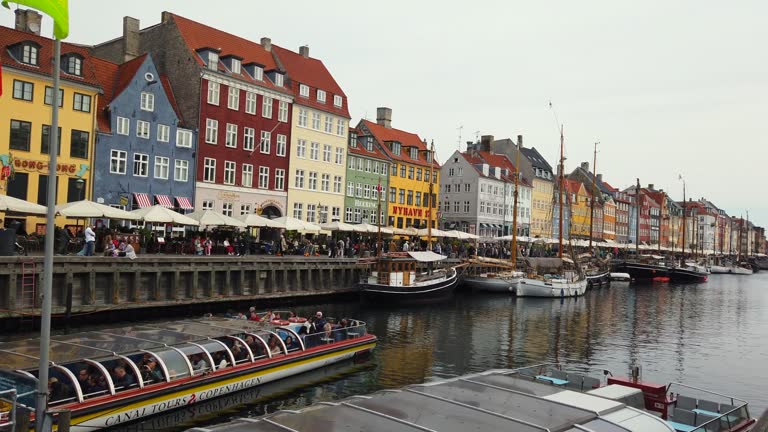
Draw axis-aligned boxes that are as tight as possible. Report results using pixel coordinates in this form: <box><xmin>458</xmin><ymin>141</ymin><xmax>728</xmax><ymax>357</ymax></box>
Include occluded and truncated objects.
<box><xmin>588</xmin><ymin>142</ymin><xmax>597</xmax><ymax>249</ymax></box>
<box><xmin>635</xmin><ymin>178</ymin><xmax>641</xmax><ymax>256</ymax></box>
<box><xmin>681</xmin><ymin>180</ymin><xmax>687</xmax><ymax>258</ymax></box>
<box><xmin>427</xmin><ymin>140</ymin><xmax>434</xmax><ymax>251</ymax></box>
<box><xmin>377</xmin><ymin>174</ymin><xmax>382</xmax><ymax>257</ymax></box>
<box><xmin>558</xmin><ymin>125</ymin><xmax>565</xmax><ymax>259</ymax></box>
<box><xmin>511</xmin><ymin>137</ymin><xmax>521</xmax><ymax>265</ymax></box>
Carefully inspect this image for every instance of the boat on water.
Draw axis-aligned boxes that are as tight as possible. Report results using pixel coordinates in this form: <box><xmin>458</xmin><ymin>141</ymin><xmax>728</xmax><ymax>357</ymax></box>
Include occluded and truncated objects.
<box><xmin>359</xmin><ymin>251</ymin><xmax>459</xmax><ymax>304</ymax></box>
<box><xmin>668</xmin><ymin>260</ymin><xmax>709</xmax><ymax>283</ymax></box>
<box><xmin>0</xmin><ymin>316</ymin><xmax>376</xmax><ymax>431</ymax></box>
<box><xmin>614</xmin><ymin>255</ymin><xmax>670</xmax><ymax>280</ymax></box>
<box><xmin>462</xmin><ymin>256</ymin><xmax>523</xmax><ymax>293</ymax></box>
<box><xmin>708</xmin><ymin>257</ymin><xmax>754</xmax><ymax>275</ymax></box>
<box><xmin>517</xmin><ymin>256</ymin><xmax>589</xmax><ymax>297</ymax></box>
<box><xmin>197</xmin><ymin>364</ymin><xmax>758</xmax><ymax>432</ymax></box>
<box><xmin>610</xmin><ymin>272</ymin><xmax>632</xmax><ymax>282</ymax></box>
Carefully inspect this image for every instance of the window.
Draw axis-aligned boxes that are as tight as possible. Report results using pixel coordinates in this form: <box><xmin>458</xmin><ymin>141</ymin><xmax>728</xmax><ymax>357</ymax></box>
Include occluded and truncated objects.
<box><xmin>174</xmin><ymin>160</ymin><xmax>189</xmax><ymax>182</ymax></box>
<box><xmin>297</xmin><ymin>139</ymin><xmax>306</xmax><ymax>158</ymax></box>
<box><xmin>400</xmin><ymin>165</ymin><xmax>406</xmax><ymax>177</ymax></box>
<box><xmin>278</xmin><ymin>101</ymin><xmax>289</xmax><ymax>122</ymax></box>
<box><xmin>260</xmin><ymin>131</ymin><xmax>271</xmax><ymax>154</ymax></box>
<box><xmin>70</xmin><ymin>130</ymin><xmax>89</xmax><ymax>159</ymax></box>
<box><xmin>243</xmin><ymin>127</ymin><xmax>255</xmax><ymax>151</ymax></box>
<box><xmin>12</xmin><ymin>80</ymin><xmax>34</xmax><ymax>101</ymax></box>
<box><xmin>66</xmin><ymin>56</ymin><xmax>82</xmax><ymax>76</ymax></box>
<box><xmin>408</xmin><ymin>166</ymin><xmax>414</xmax><ymax>179</ymax></box>
<box><xmin>41</xmin><ymin>125</ymin><xmax>61</xmax><ymax>155</ymax></box>
<box><xmin>311</xmin><ymin>112</ymin><xmax>320</xmax><ymax>130</ymax></box>
<box><xmin>21</xmin><ymin>44</ymin><xmax>38</xmax><ymax>65</ymax></box>
<box><xmin>324</xmin><ymin>116</ymin><xmax>333</xmax><ymax>133</ymax></box>
<box><xmin>416</xmin><ymin>168</ymin><xmax>422</xmax><ymax>181</ymax></box>
<box><xmin>354</xmin><ymin>208</ymin><xmax>361</xmax><ymax>223</ymax></box>
<box><xmin>372</xmin><ymin>185</ymin><xmax>379</xmax><ymax>200</ymax></box>
<box><xmin>365</xmin><ymin>159</ymin><xmax>371</xmax><ymax>172</ymax></box>
<box><xmin>299</xmin><ymin>84</ymin><xmax>309</xmax><ymax>97</ymax></box>
<box><xmin>259</xmin><ymin>166</ymin><xmax>269</xmax><ymax>189</ymax></box>
<box><xmin>276</xmin><ymin>134</ymin><xmax>286</xmax><ymax>156</ymax></box>
<box><xmin>242</xmin><ymin>164</ymin><xmax>253</xmax><ymax>187</ymax></box>
<box><xmin>240</xmin><ymin>204</ymin><xmax>251</xmax><ymax>215</ymax></box>
<box><xmin>454</xmin><ymin>201</ymin><xmax>460</xmax><ymax>213</ymax></box>
<box><xmin>323</xmin><ymin>144</ymin><xmax>332</xmax><ymax>162</ymax></box>
<box><xmin>205</xmin><ymin>119</ymin><xmax>218</xmax><ymax>144</ymax></box>
<box><xmin>293</xmin><ymin>203</ymin><xmax>303</xmax><ymax>220</ymax></box>
<box><xmin>222</xmin><ymin>202</ymin><xmax>233</xmax><ymax>217</ymax></box>
<box><xmin>337</xmin><ymin>122</ymin><xmax>346</xmax><ymax>139</ymax></box>
<box><xmin>407</xmin><ymin>190</ymin><xmax>413</xmax><ymax>205</ymax></box>
<box><xmin>465</xmin><ymin>183</ymin><xmax>471</xmax><ymax>192</ymax></box>
<box><xmin>391</xmin><ymin>142</ymin><xmax>401</xmax><ymax>155</ymax></box>
<box><xmin>262</xmin><ymin>96</ymin><xmax>273</xmax><ymax>118</ymax></box>
<box><xmin>334</xmin><ymin>95</ymin><xmax>343</xmax><ymax>107</ymax></box>
<box><xmin>348</xmin><ymin>156</ymin><xmax>356</xmax><ymax>170</ymax></box>
<box><xmin>415</xmin><ymin>192</ymin><xmax>422</xmax><ymax>206</ymax></box>
<box><xmin>448</xmin><ymin>168</ymin><xmax>455</xmax><ymax>177</ymax></box>
<box><xmin>317</xmin><ymin>89</ymin><xmax>326</xmax><ymax>102</ymax></box>
<box><xmin>227</xmin><ymin>87</ymin><xmax>239</xmax><ymax>110</ymax></box>
<box><xmin>133</xmin><ymin>153</ymin><xmax>149</xmax><ymax>177</ymax></box>
<box><xmin>310</xmin><ymin>142</ymin><xmax>319</xmax><ymax>160</ymax></box>
<box><xmin>425</xmin><ymin>170</ymin><xmax>431</xmax><ymax>183</ymax></box>
<box><xmin>207</xmin><ymin>52</ymin><xmax>219</xmax><ymax>71</ymax></box>
<box><xmin>154</xmin><ymin>156</ymin><xmax>169</xmax><ymax>179</ymax></box>
<box><xmin>391</xmin><ymin>164</ymin><xmax>397</xmax><ymax>176</ymax></box>
<box><xmin>443</xmin><ymin>201</ymin><xmax>450</xmax><ymax>212</ymax></box>
<box><xmin>157</xmin><ymin>124</ymin><xmax>170</xmax><ymax>142</ymax></box>
<box><xmin>321</xmin><ymin>173</ymin><xmax>330</xmax><ymax>191</ymax></box>
<box><xmin>140</xmin><ymin>92</ymin><xmax>154</xmax><ymax>111</ymax></box>
<box><xmin>203</xmin><ymin>158</ymin><xmax>216</xmax><ymax>182</ymax></box>
<box><xmin>231</xmin><ymin>58</ymin><xmax>241</xmax><ymax>74</ymax></box>
<box><xmin>177</xmin><ymin>129</ymin><xmax>193</xmax><ymax>148</ymax></box>
<box><xmin>253</xmin><ymin>66</ymin><xmax>264</xmax><ymax>81</ymax></box>
<box><xmin>364</xmin><ymin>184</ymin><xmax>370</xmax><ymax>199</ymax></box>
<box><xmin>365</xmin><ymin>136</ymin><xmax>373</xmax><ymax>151</ymax></box>
<box><xmin>295</xmin><ymin>169</ymin><xmax>305</xmax><ymax>188</ymax></box>
<box><xmin>275</xmin><ymin>169</ymin><xmax>285</xmax><ymax>190</ymax></box>
<box><xmin>44</xmin><ymin>86</ymin><xmax>63</xmax><ymax>107</ymax></box>
<box><xmin>274</xmin><ymin>73</ymin><xmax>284</xmax><ymax>87</ymax></box>
<box><xmin>345</xmin><ymin>207</ymin><xmax>353</xmax><ymax>222</ymax></box>
<box><xmin>202</xmin><ymin>200</ymin><xmax>214</xmax><ymax>210</ymax></box>
<box><xmin>346</xmin><ymin>181</ymin><xmax>356</xmax><ymax>196</ymax></box>
<box><xmin>110</xmin><ymin>150</ymin><xmax>127</xmax><ymax>174</ymax></box>
<box><xmin>333</xmin><ymin>175</ymin><xmax>342</xmax><ymax>193</ymax></box>
<box><xmin>224</xmin><ymin>161</ymin><xmax>236</xmax><ymax>185</ymax></box>
<box><xmin>309</xmin><ymin>172</ymin><xmax>318</xmax><ymax>190</ymax></box>
<box><xmin>389</xmin><ymin>187</ymin><xmax>396</xmax><ymax>202</ymax></box>
<box><xmin>9</xmin><ymin>120</ymin><xmax>31</xmax><ymax>151</ymax></box>
<box><xmin>136</xmin><ymin>120</ymin><xmax>150</xmax><ymax>139</ymax></box>
<box><xmin>399</xmin><ymin>189</ymin><xmax>405</xmax><ymax>204</ymax></box>
<box><xmin>116</xmin><ymin>117</ymin><xmax>130</xmax><ymax>135</ymax></box>
<box><xmin>335</xmin><ymin>147</ymin><xmax>344</xmax><ymax>165</ymax></box>
<box><xmin>357</xmin><ymin>157</ymin><xmax>363</xmax><ymax>171</ymax></box>
<box><xmin>245</xmin><ymin>92</ymin><xmax>257</xmax><ymax>114</ymax></box>
<box><xmin>298</xmin><ymin>109</ymin><xmax>308</xmax><ymax>127</ymax></box>
<box><xmin>207</xmin><ymin>81</ymin><xmax>220</xmax><ymax>105</ymax></box>
<box><xmin>225</xmin><ymin>124</ymin><xmax>238</xmax><ymax>148</ymax></box>
<box><xmin>410</xmin><ymin>147</ymin><xmax>418</xmax><ymax>160</ymax></box>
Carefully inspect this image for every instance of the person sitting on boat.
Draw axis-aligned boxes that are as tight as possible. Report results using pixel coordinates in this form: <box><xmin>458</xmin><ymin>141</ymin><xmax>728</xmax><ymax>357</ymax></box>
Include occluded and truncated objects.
<box><xmin>314</xmin><ymin>311</ymin><xmax>327</xmax><ymax>331</ymax></box>
<box><xmin>231</xmin><ymin>343</ymin><xmax>248</xmax><ymax>362</ymax></box>
<box><xmin>191</xmin><ymin>354</ymin><xmax>209</xmax><ymax>372</ymax></box>
<box><xmin>141</xmin><ymin>357</ymin><xmax>164</xmax><ymax>384</ymax></box>
<box><xmin>284</xmin><ymin>336</ymin><xmax>300</xmax><ymax>351</ymax></box>
<box><xmin>267</xmin><ymin>335</ymin><xmax>282</xmax><ymax>355</ymax></box>
<box><xmin>48</xmin><ymin>377</ymin><xmax>72</xmax><ymax>403</ymax></box>
<box><xmin>265</xmin><ymin>310</ymin><xmax>276</xmax><ymax>321</ymax></box>
<box><xmin>85</xmin><ymin>374</ymin><xmax>107</xmax><ymax>396</ymax></box>
<box><xmin>77</xmin><ymin>368</ymin><xmax>90</xmax><ymax>390</ymax></box>
<box><xmin>113</xmin><ymin>366</ymin><xmax>135</xmax><ymax>389</ymax></box>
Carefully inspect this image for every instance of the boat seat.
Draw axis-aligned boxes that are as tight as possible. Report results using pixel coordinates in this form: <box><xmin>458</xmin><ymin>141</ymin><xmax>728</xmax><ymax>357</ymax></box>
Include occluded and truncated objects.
<box><xmin>676</xmin><ymin>395</ymin><xmax>698</xmax><ymax>410</ymax></box>
<box><xmin>696</xmin><ymin>413</ymin><xmax>718</xmax><ymax>428</ymax></box>
<box><xmin>668</xmin><ymin>408</ymin><xmax>697</xmax><ymax>432</ymax></box>
<box><xmin>549</xmin><ymin>370</ymin><xmax>568</xmax><ymax>381</ymax></box>
<box><xmin>346</xmin><ymin>331</ymin><xmax>360</xmax><ymax>339</ymax></box>
<box><xmin>697</xmin><ymin>400</ymin><xmax>719</xmax><ymax>414</ymax></box>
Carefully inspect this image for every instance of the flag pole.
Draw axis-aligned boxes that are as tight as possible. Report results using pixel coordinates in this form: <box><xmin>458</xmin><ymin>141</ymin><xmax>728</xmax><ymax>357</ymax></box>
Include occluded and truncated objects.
<box><xmin>36</xmin><ymin>36</ymin><xmax>61</xmax><ymax>432</ymax></box>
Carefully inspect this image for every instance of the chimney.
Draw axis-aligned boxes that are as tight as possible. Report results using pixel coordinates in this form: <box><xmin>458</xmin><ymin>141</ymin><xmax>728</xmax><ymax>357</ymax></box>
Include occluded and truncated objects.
<box><xmin>480</xmin><ymin>135</ymin><xmax>493</xmax><ymax>152</ymax></box>
<box><xmin>517</xmin><ymin>134</ymin><xmax>523</xmax><ymax>149</ymax></box>
<box><xmin>376</xmin><ymin>107</ymin><xmax>392</xmax><ymax>128</ymax></box>
<box><xmin>14</xmin><ymin>9</ymin><xmax>42</xmax><ymax>35</ymax></box>
<box><xmin>122</xmin><ymin>17</ymin><xmax>140</xmax><ymax>62</ymax></box>
<box><xmin>261</xmin><ymin>37</ymin><xmax>272</xmax><ymax>52</ymax></box>
<box><xmin>597</xmin><ymin>174</ymin><xmax>603</xmax><ymax>183</ymax></box>
<box><xmin>161</xmin><ymin>11</ymin><xmax>173</xmax><ymax>24</ymax></box>
<box><xmin>580</xmin><ymin>162</ymin><xmax>589</xmax><ymax>172</ymax></box>
<box><xmin>299</xmin><ymin>45</ymin><xmax>309</xmax><ymax>58</ymax></box>
<box><xmin>648</xmin><ymin>184</ymin><xmax>654</xmax><ymax>190</ymax></box>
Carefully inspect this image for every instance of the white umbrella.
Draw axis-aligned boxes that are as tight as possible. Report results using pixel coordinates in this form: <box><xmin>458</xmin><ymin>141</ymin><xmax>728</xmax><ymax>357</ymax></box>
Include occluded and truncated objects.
<box><xmin>56</xmin><ymin>200</ymin><xmax>136</xmax><ymax>220</ymax></box>
<box><xmin>354</xmin><ymin>223</ymin><xmax>394</xmax><ymax>235</ymax></box>
<box><xmin>187</xmin><ymin>209</ymin><xmax>247</xmax><ymax>228</ymax></box>
<box><xmin>129</xmin><ymin>205</ymin><xmax>200</xmax><ymax>226</ymax></box>
<box><xmin>416</xmin><ymin>228</ymin><xmax>449</xmax><ymax>238</ymax></box>
<box><xmin>270</xmin><ymin>216</ymin><xmax>321</xmax><ymax>233</ymax></box>
<box><xmin>320</xmin><ymin>221</ymin><xmax>358</xmax><ymax>232</ymax></box>
<box><xmin>446</xmin><ymin>230</ymin><xmax>479</xmax><ymax>240</ymax></box>
<box><xmin>390</xmin><ymin>226</ymin><xmax>418</xmax><ymax>236</ymax></box>
<box><xmin>0</xmin><ymin>195</ymin><xmax>47</xmax><ymax>215</ymax></box>
<box><xmin>237</xmin><ymin>213</ymin><xmax>280</xmax><ymax>228</ymax></box>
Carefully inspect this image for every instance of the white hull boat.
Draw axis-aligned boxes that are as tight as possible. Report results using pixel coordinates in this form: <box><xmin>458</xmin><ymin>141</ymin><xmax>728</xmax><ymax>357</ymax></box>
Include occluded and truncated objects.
<box><xmin>709</xmin><ymin>265</ymin><xmax>731</xmax><ymax>274</ymax></box>
<box><xmin>517</xmin><ymin>276</ymin><xmax>588</xmax><ymax>297</ymax></box>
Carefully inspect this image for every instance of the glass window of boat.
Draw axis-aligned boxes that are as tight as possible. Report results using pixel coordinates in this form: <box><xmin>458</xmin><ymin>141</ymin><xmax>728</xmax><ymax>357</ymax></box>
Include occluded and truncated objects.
<box><xmin>54</xmin><ymin>331</ymin><xmax>165</xmax><ymax>353</ymax></box>
<box><xmin>105</xmin><ymin>326</ymin><xmax>206</xmax><ymax>345</ymax></box>
<box><xmin>197</xmin><ymin>340</ymin><xmax>234</xmax><ymax>371</ymax></box>
<box><xmin>174</xmin><ymin>343</ymin><xmax>216</xmax><ymax>375</ymax></box>
<box><xmin>212</xmin><ymin>336</ymin><xmax>253</xmax><ymax>365</ymax></box>
<box><xmin>0</xmin><ymin>339</ymin><xmax>113</xmax><ymax>370</ymax></box>
<box><xmin>274</xmin><ymin>328</ymin><xmax>302</xmax><ymax>352</ymax></box>
<box><xmin>0</xmin><ymin>370</ymin><xmax>37</xmax><ymax>409</ymax></box>
<box><xmin>240</xmin><ymin>333</ymin><xmax>269</xmax><ymax>359</ymax></box>
<box><xmin>59</xmin><ymin>360</ymin><xmax>112</xmax><ymax>399</ymax></box>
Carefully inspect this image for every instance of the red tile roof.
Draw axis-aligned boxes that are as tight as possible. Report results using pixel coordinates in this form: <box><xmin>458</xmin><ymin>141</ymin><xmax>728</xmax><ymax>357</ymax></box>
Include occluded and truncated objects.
<box><xmin>361</xmin><ymin>119</ymin><xmax>439</xmax><ymax>168</ymax></box>
<box><xmin>168</xmin><ymin>13</ymin><xmax>289</xmax><ymax>95</ymax></box>
<box><xmin>348</xmin><ymin>129</ymin><xmax>390</xmax><ymax>160</ymax></box>
<box><xmin>0</xmin><ymin>25</ymin><xmax>103</xmax><ymax>88</ymax></box>
<box><xmin>565</xmin><ymin>179</ymin><xmax>586</xmax><ymax>195</ymax></box>
<box><xmin>90</xmin><ymin>57</ymin><xmax>119</xmax><ymax>133</ymax></box>
<box><xmin>271</xmin><ymin>45</ymin><xmax>349</xmax><ymax>118</ymax></box>
<box><xmin>160</xmin><ymin>75</ymin><xmax>183</xmax><ymax>124</ymax></box>
<box><xmin>114</xmin><ymin>53</ymin><xmax>147</xmax><ymax>100</ymax></box>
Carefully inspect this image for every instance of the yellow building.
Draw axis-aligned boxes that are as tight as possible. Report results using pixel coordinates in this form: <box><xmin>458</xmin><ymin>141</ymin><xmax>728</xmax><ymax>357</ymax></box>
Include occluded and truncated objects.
<box><xmin>1</xmin><ymin>20</ymin><xmax>99</xmax><ymax>234</ymax></box>
<box><xmin>358</xmin><ymin>110</ymin><xmax>439</xmax><ymax>230</ymax></box>
<box><xmin>566</xmin><ymin>179</ymin><xmax>591</xmax><ymax>238</ymax></box>
<box><xmin>530</xmin><ymin>177</ymin><xmax>554</xmax><ymax>238</ymax></box>
<box><xmin>273</xmin><ymin>45</ymin><xmax>350</xmax><ymax>224</ymax></box>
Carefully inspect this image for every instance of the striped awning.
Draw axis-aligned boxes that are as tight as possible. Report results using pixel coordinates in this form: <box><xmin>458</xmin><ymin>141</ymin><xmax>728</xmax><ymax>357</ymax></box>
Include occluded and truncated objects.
<box><xmin>176</xmin><ymin>197</ymin><xmax>194</xmax><ymax>210</ymax></box>
<box><xmin>156</xmin><ymin>194</ymin><xmax>174</xmax><ymax>208</ymax></box>
<box><xmin>133</xmin><ymin>192</ymin><xmax>152</xmax><ymax>208</ymax></box>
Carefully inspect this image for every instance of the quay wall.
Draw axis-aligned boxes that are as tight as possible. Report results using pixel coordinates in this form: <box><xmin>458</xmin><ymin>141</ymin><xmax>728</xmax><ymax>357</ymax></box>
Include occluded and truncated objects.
<box><xmin>0</xmin><ymin>256</ymin><xmax>365</xmax><ymax>321</ymax></box>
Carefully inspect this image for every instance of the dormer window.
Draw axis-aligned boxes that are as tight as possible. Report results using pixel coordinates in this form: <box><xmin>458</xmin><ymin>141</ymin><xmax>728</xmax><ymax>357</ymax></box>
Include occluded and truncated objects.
<box><xmin>391</xmin><ymin>141</ymin><xmax>401</xmax><ymax>156</ymax></box>
<box><xmin>63</xmin><ymin>54</ymin><xmax>83</xmax><ymax>76</ymax></box>
<box><xmin>349</xmin><ymin>133</ymin><xmax>357</xmax><ymax>148</ymax></box>
<box><xmin>300</xmin><ymin>84</ymin><xmax>309</xmax><ymax>97</ymax></box>
<box><xmin>21</xmin><ymin>43</ymin><xmax>39</xmax><ymax>65</ymax></box>
<box><xmin>274</xmin><ymin>73</ymin><xmax>284</xmax><ymax>87</ymax></box>
<box><xmin>410</xmin><ymin>147</ymin><xmax>418</xmax><ymax>160</ymax></box>
<box><xmin>365</xmin><ymin>136</ymin><xmax>373</xmax><ymax>151</ymax></box>
<box><xmin>426</xmin><ymin>151</ymin><xmax>433</xmax><ymax>163</ymax></box>
<box><xmin>244</xmin><ymin>63</ymin><xmax>264</xmax><ymax>80</ymax></box>
<box><xmin>231</xmin><ymin>58</ymin><xmax>241</xmax><ymax>74</ymax></box>
<box><xmin>317</xmin><ymin>89</ymin><xmax>326</xmax><ymax>103</ymax></box>
<box><xmin>334</xmin><ymin>95</ymin><xmax>343</xmax><ymax>108</ymax></box>
<box><xmin>208</xmin><ymin>52</ymin><xmax>219</xmax><ymax>70</ymax></box>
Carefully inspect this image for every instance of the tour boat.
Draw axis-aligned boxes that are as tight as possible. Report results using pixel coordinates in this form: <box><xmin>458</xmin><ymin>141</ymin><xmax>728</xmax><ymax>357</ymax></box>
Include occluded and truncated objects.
<box><xmin>360</xmin><ymin>251</ymin><xmax>459</xmax><ymax>304</ymax></box>
<box><xmin>0</xmin><ymin>317</ymin><xmax>376</xmax><ymax>431</ymax></box>
<box><xmin>201</xmin><ymin>364</ymin><xmax>758</xmax><ymax>432</ymax></box>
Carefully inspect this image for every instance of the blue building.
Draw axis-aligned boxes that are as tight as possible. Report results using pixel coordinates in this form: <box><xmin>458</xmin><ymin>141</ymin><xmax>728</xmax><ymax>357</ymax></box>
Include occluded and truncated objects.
<box><xmin>552</xmin><ymin>200</ymin><xmax>571</xmax><ymax>241</ymax></box>
<box><xmin>628</xmin><ymin>199</ymin><xmax>638</xmax><ymax>245</ymax></box>
<box><xmin>93</xmin><ymin>54</ymin><xmax>196</xmax><ymax>212</ymax></box>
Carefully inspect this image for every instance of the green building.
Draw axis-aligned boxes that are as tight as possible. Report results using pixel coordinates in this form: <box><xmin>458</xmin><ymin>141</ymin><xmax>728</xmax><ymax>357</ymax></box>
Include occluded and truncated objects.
<box><xmin>344</xmin><ymin>128</ymin><xmax>390</xmax><ymax>224</ymax></box>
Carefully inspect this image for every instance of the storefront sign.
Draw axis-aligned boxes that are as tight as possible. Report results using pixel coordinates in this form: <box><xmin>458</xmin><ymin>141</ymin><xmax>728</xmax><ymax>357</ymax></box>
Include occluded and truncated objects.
<box><xmin>13</xmin><ymin>158</ymin><xmax>78</xmax><ymax>175</ymax></box>
<box><xmin>217</xmin><ymin>191</ymin><xmax>240</xmax><ymax>201</ymax></box>
<box><xmin>391</xmin><ymin>205</ymin><xmax>432</xmax><ymax>218</ymax></box>
<box><xmin>354</xmin><ymin>199</ymin><xmax>378</xmax><ymax>209</ymax></box>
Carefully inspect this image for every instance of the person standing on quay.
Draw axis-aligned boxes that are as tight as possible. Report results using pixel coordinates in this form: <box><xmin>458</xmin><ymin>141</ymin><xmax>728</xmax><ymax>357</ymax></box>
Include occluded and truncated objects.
<box><xmin>84</xmin><ymin>225</ymin><xmax>96</xmax><ymax>256</ymax></box>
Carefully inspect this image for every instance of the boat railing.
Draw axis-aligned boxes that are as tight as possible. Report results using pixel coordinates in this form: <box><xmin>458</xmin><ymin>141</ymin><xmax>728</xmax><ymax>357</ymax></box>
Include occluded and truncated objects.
<box><xmin>0</xmin><ymin>388</ymin><xmax>18</xmax><ymax>429</ymax></box>
<box><xmin>667</xmin><ymin>382</ymin><xmax>751</xmax><ymax>431</ymax></box>
<box><xmin>299</xmin><ymin>320</ymin><xmax>368</xmax><ymax>349</ymax></box>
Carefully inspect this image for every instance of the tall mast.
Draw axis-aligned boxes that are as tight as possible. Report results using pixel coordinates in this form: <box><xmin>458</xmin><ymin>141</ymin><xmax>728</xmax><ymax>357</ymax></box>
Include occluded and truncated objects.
<box><xmin>737</xmin><ymin>215</ymin><xmax>742</xmax><ymax>261</ymax></box>
<box><xmin>681</xmin><ymin>181</ymin><xmax>686</xmax><ymax>258</ymax></box>
<box><xmin>427</xmin><ymin>141</ymin><xmax>434</xmax><ymax>250</ymax></box>
<box><xmin>635</xmin><ymin>178</ymin><xmax>641</xmax><ymax>256</ymax></box>
<box><xmin>746</xmin><ymin>210</ymin><xmax>750</xmax><ymax>256</ymax></box>
<box><xmin>558</xmin><ymin>125</ymin><xmax>565</xmax><ymax>259</ymax></box>
<box><xmin>377</xmin><ymin>174</ymin><xmax>382</xmax><ymax>257</ymax></box>
<box><xmin>511</xmin><ymin>138</ymin><xmax>520</xmax><ymax>265</ymax></box>
<box><xmin>588</xmin><ymin>142</ymin><xmax>597</xmax><ymax>249</ymax></box>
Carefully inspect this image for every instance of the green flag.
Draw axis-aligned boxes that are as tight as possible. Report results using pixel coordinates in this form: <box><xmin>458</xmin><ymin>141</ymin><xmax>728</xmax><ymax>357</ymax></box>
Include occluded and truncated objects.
<box><xmin>2</xmin><ymin>0</ymin><xmax>69</xmax><ymax>39</ymax></box>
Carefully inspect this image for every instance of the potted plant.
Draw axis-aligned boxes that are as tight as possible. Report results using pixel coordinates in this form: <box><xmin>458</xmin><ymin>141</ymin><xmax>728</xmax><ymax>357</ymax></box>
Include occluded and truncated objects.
<box><xmin>138</xmin><ymin>227</ymin><xmax>153</xmax><ymax>254</ymax></box>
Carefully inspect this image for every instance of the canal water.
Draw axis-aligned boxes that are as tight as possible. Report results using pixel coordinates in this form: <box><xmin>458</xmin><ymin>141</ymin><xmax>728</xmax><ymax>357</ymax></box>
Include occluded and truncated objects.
<box><xmin>29</xmin><ymin>272</ymin><xmax>768</xmax><ymax>431</ymax></box>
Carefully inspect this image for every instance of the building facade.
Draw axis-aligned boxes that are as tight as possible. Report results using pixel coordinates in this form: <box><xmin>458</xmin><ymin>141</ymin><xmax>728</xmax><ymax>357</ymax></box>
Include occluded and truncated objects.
<box><xmin>566</xmin><ymin>180</ymin><xmax>591</xmax><ymax>239</ymax></box>
<box><xmin>92</xmin><ymin>54</ymin><xmax>196</xmax><ymax>212</ymax></box>
<box><xmin>1</xmin><ymin>15</ymin><xmax>99</xmax><ymax>233</ymax></box>
<box><xmin>344</xmin><ymin>129</ymin><xmax>389</xmax><ymax>224</ymax></box>
<box><xmin>520</xmin><ymin>147</ymin><xmax>554</xmax><ymax>238</ymax></box>
<box><xmin>274</xmin><ymin>44</ymin><xmax>349</xmax><ymax>224</ymax></box>
<box><xmin>602</xmin><ymin>197</ymin><xmax>616</xmax><ymax>241</ymax></box>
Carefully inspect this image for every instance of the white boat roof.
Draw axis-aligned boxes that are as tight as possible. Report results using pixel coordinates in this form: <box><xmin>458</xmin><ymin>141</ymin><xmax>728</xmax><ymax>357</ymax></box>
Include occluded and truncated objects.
<box><xmin>589</xmin><ymin>383</ymin><xmax>644</xmax><ymax>400</ymax></box>
<box><xmin>407</xmin><ymin>251</ymin><xmax>447</xmax><ymax>262</ymax></box>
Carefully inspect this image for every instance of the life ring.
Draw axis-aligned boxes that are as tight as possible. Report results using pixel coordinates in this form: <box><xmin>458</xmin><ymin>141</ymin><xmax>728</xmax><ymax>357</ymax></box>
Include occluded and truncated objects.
<box><xmin>288</xmin><ymin>317</ymin><xmax>307</xmax><ymax>323</ymax></box>
<box><xmin>271</xmin><ymin>319</ymin><xmax>290</xmax><ymax>326</ymax></box>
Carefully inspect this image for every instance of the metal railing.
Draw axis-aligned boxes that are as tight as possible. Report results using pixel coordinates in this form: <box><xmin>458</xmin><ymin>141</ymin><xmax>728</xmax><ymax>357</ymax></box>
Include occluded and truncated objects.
<box><xmin>0</xmin><ymin>389</ymin><xmax>18</xmax><ymax>430</ymax></box>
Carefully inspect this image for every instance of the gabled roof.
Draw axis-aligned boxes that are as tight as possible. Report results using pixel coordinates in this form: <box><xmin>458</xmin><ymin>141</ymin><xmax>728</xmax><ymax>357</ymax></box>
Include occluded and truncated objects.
<box><xmin>564</xmin><ymin>179</ymin><xmax>585</xmax><ymax>195</ymax></box>
<box><xmin>168</xmin><ymin>13</ymin><xmax>288</xmax><ymax>94</ymax></box>
<box><xmin>90</xmin><ymin>57</ymin><xmax>119</xmax><ymax>133</ymax></box>
<box><xmin>272</xmin><ymin>45</ymin><xmax>349</xmax><ymax>118</ymax></box>
<box><xmin>160</xmin><ymin>75</ymin><xmax>183</xmax><ymax>125</ymax></box>
<box><xmin>520</xmin><ymin>147</ymin><xmax>553</xmax><ymax>172</ymax></box>
<box><xmin>0</xmin><ymin>25</ymin><xmax>103</xmax><ymax>88</ymax></box>
<box><xmin>361</xmin><ymin>120</ymin><xmax>439</xmax><ymax>168</ymax></box>
<box><xmin>348</xmin><ymin>128</ymin><xmax>390</xmax><ymax>161</ymax></box>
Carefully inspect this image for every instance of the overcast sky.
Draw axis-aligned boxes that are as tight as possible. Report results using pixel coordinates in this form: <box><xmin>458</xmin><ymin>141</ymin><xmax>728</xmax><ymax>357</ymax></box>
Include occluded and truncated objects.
<box><xmin>3</xmin><ymin>1</ymin><xmax>766</xmax><ymax>226</ymax></box>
